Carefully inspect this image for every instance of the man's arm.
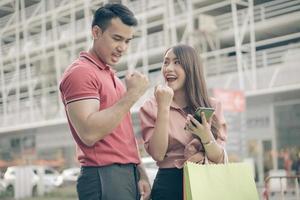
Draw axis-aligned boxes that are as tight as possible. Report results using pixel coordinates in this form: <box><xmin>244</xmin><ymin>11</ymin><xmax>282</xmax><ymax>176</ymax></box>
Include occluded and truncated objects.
<box><xmin>67</xmin><ymin>71</ymin><xmax>149</xmax><ymax>147</ymax></box>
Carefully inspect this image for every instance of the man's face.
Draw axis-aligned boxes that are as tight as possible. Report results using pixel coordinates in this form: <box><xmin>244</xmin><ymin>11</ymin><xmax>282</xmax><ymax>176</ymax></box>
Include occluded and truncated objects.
<box><xmin>92</xmin><ymin>18</ymin><xmax>134</xmax><ymax>65</ymax></box>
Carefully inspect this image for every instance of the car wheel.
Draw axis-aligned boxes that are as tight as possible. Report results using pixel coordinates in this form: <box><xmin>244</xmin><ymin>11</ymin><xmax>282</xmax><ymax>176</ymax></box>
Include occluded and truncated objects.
<box><xmin>32</xmin><ymin>185</ymin><xmax>37</xmax><ymax>197</ymax></box>
<box><xmin>6</xmin><ymin>185</ymin><xmax>14</xmax><ymax>197</ymax></box>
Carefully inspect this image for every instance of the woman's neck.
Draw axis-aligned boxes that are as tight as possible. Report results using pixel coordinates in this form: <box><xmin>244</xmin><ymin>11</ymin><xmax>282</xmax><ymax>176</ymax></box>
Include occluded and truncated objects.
<box><xmin>173</xmin><ymin>90</ymin><xmax>187</xmax><ymax>108</ymax></box>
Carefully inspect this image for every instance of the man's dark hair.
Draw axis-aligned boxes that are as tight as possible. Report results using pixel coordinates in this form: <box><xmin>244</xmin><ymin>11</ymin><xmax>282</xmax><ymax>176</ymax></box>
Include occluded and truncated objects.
<box><xmin>92</xmin><ymin>3</ymin><xmax>138</xmax><ymax>31</ymax></box>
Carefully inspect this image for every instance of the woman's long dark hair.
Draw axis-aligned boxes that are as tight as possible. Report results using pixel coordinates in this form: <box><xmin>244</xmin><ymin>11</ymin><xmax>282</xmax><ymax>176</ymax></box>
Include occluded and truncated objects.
<box><xmin>170</xmin><ymin>44</ymin><xmax>220</xmax><ymax>139</ymax></box>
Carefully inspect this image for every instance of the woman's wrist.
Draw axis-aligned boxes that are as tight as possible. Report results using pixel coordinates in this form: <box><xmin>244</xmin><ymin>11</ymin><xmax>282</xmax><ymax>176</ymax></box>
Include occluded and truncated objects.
<box><xmin>200</xmin><ymin>131</ymin><xmax>214</xmax><ymax>144</ymax></box>
<box><xmin>202</xmin><ymin>140</ymin><xmax>214</xmax><ymax>146</ymax></box>
<box><xmin>157</xmin><ymin>104</ymin><xmax>170</xmax><ymax>112</ymax></box>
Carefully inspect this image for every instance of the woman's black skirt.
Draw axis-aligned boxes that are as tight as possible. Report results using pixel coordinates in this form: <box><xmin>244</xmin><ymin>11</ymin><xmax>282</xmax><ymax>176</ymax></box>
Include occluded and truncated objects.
<box><xmin>151</xmin><ymin>168</ymin><xmax>183</xmax><ymax>200</ymax></box>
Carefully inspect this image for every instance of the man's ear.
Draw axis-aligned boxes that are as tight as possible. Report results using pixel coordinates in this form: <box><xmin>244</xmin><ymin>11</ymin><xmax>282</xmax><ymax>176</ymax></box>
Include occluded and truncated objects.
<box><xmin>92</xmin><ymin>26</ymin><xmax>102</xmax><ymax>39</ymax></box>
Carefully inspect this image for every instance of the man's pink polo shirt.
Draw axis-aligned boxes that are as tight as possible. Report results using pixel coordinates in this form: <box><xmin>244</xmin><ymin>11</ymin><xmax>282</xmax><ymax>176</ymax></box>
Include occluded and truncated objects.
<box><xmin>59</xmin><ymin>52</ymin><xmax>140</xmax><ymax>166</ymax></box>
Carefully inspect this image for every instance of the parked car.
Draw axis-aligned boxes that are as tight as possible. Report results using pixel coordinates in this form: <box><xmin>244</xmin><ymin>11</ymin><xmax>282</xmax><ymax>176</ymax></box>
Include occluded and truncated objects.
<box><xmin>267</xmin><ymin>169</ymin><xmax>288</xmax><ymax>195</ymax></box>
<box><xmin>3</xmin><ymin>165</ymin><xmax>63</xmax><ymax>196</ymax></box>
<box><xmin>142</xmin><ymin>157</ymin><xmax>158</xmax><ymax>186</ymax></box>
<box><xmin>0</xmin><ymin>179</ymin><xmax>6</xmax><ymax>193</ymax></box>
<box><xmin>61</xmin><ymin>167</ymin><xmax>80</xmax><ymax>185</ymax></box>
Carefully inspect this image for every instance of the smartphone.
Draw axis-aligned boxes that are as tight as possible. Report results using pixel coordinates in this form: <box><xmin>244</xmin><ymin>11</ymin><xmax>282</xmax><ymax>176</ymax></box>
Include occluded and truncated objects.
<box><xmin>193</xmin><ymin>107</ymin><xmax>215</xmax><ymax>124</ymax></box>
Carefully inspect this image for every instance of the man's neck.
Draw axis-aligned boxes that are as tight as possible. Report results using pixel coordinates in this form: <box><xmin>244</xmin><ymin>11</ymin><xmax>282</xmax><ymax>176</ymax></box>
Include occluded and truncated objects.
<box><xmin>88</xmin><ymin>48</ymin><xmax>109</xmax><ymax>68</ymax></box>
<box><xmin>88</xmin><ymin>48</ymin><xmax>100</xmax><ymax>61</ymax></box>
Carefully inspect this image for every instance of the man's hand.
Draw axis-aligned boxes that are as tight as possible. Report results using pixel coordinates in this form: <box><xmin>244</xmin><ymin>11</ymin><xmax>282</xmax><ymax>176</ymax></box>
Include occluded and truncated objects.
<box><xmin>138</xmin><ymin>178</ymin><xmax>151</xmax><ymax>200</ymax></box>
<box><xmin>137</xmin><ymin>164</ymin><xmax>151</xmax><ymax>200</ymax></box>
<box><xmin>125</xmin><ymin>71</ymin><xmax>149</xmax><ymax>98</ymax></box>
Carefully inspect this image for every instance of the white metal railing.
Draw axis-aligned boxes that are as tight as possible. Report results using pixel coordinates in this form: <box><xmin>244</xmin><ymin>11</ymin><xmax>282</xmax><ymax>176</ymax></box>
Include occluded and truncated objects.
<box><xmin>45</xmin><ymin>0</ymin><xmax>65</xmax><ymax>12</ymax></box>
<box><xmin>2</xmin><ymin>0</ymin><xmax>297</xmax><ymax>60</ymax></box>
<box><xmin>215</xmin><ymin>0</ymin><xmax>300</xmax><ymax>31</ymax></box>
<box><xmin>2</xmin><ymin>89</ymin><xmax>60</xmax><ymax>126</ymax></box>
<box><xmin>4</xmin><ymin>66</ymin><xmax>38</xmax><ymax>83</ymax></box>
<box><xmin>1</xmin><ymin>0</ymin><xmax>298</xmax><ymax>60</ymax></box>
<box><xmin>0</xmin><ymin>0</ymin><xmax>298</xmax><ymax>39</ymax></box>
<box><xmin>51</xmin><ymin>17</ymin><xmax>85</xmax><ymax>41</ymax></box>
<box><xmin>148</xmin><ymin>31</ymin><xmax>164</xmax><ymax>49</ymax></box>
<box><xmin>1</xmin><ymin>42</ymin><xmax>14</xmax><ymax>56</ymax></box>
<box><xmin>0</xmin><ymin>0</ymin><xmax>80</xmax><ymax>46</ymax></box>
<box><xmin>0</xmin><ymin>105</ymin><xmax>3</xmax><ymax>126</ymax></box>
<box><xmin>1</xmin><ymin>0</ymin><xmax>300</xmax><ymax>128</ymax></box>
<box><xmin>147</xmin><ymin>0</ymin><xmax>162</xmax><ymax>9</ymax></box>
<box><xmin>75</xmin><ymin>18</ymin><xmax>85</xmax><ymax>35</ymax></box>
<box><xmin>27</xmin><ymin>33</ymin><xmax>43</xmax><ymax>46</ymax></box>
<box><xmin>205</xmin><ymin>43</ymin><xmax>300</xmax><ymax>91</ymax></box>
<box><xmin>0</xmin><ymin>14</ymin><xmax>13</xmax><ymax>28</ymax></box>
<box><xmin>34</xmin><ymin>91</ymin><xmax>61</xmax><ymax>120</ymax></box>
<box><xmin>0</xmin><ymin>0</ymin><xmax>163</xmax><ymax>29</ymax></box>
<box><xmin>263</xmin><ymin>0</ymin><xmax>300</xmax><ymax>19</ymax></box>
<box><xmin>25</xmin><ymin>3</ymin><xmax>40</xmax><ymax>19</ymax></box>
<box><xmin>205</xmin><ymin>42</ymin><xmax>300</xmax><ymax>76</ymax></box>
<box><xmin>46</xmin><ymin>30</ymin><xmax>53</xmax><ymax>43</ymax></box>
<box><xmin>128</xmin><ymin>1</ymin><xmax>142</xmax><ymax>13</ymax></box>
<box><xmin>4</xmin><ymin>68</ymin><xmax>16</xmax><ymax>84</ymax></box>
<box><xmin>130</xmin><ymin>37</ymin><xmax>140</xmax><ymax>53</ymax></box>
<box><xmin>19</xmin><ymin>98</ymin><xmax>32</xmax><ymax>123</ymax></box>
<box><xmin>58</xmin><ymin>23</ymin><xmax>72</xmax><ymax>40</ymax></box>
<box><xmin>130</xmin><ymin>31</ymin><xmax>164</xmax><ymax>53</ymax></box>
<box><xmin>128</xmin><ymin>0</ymin><xmax>163</xmax><ymax>14</ymax></box>
<box><xmin>1</xmin><ymin>18</ymin><xmax>85</xmax><ymax>59</ymax></box>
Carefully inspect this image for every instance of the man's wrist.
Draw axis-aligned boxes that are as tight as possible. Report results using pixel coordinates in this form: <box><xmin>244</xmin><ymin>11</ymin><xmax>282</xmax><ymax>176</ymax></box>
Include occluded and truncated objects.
<box><xmin>124</xmin><ymin>90</ymin><xmax>141</xmax><ymax>106</ymax></box>
<box><xmin>137</xmin><ymin>164</ymin><xmax>150</xmax><ymax>182</ymax></box>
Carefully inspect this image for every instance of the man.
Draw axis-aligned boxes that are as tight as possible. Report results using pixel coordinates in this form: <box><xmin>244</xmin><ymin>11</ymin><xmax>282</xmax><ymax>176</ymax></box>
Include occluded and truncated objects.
<box><xmin>59</xmin><ymin>3</ymin><xmax>150</xmax><ymax>200</ymax></box>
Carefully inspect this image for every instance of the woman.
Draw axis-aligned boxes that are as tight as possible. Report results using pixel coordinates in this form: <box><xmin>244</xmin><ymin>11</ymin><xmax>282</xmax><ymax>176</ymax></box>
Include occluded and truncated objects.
<box><xmin>139</xmin><ymin>44</ymin><xmax>227</xmax><ymax>200</ymax></box>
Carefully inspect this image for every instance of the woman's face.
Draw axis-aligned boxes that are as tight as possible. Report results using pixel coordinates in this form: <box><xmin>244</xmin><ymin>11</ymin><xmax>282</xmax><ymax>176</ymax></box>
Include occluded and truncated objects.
<box><xmin>162</xmin><ymin>49</ymin><xmax>186</xmax><ymax>93</ymax></box>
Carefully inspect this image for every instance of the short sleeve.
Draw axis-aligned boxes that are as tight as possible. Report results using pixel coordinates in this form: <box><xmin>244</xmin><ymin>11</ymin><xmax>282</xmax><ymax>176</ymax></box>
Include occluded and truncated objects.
<box><xmin>60</xmin><ymin>66</ymin><xmax>100</xmax><ymax>104</ymax></box>
<box><xmin>138</xmin><ymin>98</ymin><xmax>157</xmax><ymax>153</ymax></box>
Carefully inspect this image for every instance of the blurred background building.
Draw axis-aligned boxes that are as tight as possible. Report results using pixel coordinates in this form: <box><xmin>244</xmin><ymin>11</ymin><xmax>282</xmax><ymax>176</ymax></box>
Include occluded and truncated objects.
<box><xmin>0</xmin><ymin>0</ymin><xmax>300</xmax><ymax>186</ymax></box>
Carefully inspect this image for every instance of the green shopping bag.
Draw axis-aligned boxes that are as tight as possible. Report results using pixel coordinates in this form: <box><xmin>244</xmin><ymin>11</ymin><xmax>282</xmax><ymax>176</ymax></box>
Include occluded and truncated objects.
<box><xmin>184</xmin><ymin>161</ymin><xmax>259</xmax><ymax>200</ymax></box>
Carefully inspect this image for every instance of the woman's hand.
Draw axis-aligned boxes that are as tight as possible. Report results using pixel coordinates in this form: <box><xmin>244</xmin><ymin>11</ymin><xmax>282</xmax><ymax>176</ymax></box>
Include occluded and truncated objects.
<box><xmin>154</xmin><ymin>85</ymin><xmax>174</xmax><ymax>109</ymax></box>
<box><xmin>185</xmin><ymin>112</ymin><xmax>214</xmax><ymax>143</ymax></box>
<box><xmin>185</xmin><ymin>112</ymin><xmax>226</xmax><ymax>163</ymax></box>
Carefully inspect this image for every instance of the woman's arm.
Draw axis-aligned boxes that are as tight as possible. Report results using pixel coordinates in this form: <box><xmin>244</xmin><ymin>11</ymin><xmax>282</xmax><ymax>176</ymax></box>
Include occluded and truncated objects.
<box><xmin>146</xmin><ymin>85</ymin><xmax>174</xmax><ymax>161</ymax></box>
<box><xmin>147</xmin><ymin>106</ymin><xmax>170</xmax><ymax>161</ymax></box>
